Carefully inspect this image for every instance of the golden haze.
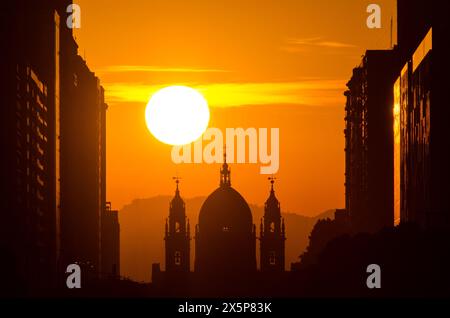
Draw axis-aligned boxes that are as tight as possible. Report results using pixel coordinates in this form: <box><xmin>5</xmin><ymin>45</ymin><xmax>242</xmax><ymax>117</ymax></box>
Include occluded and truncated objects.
<box><xmin>74</xmin><ymin>0</ymin><xmax>396</xmax><ymax>215</ymax></box>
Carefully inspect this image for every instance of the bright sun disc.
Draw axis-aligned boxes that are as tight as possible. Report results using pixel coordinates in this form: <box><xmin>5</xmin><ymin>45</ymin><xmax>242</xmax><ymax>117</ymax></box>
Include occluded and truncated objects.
<box><xmin>145</xmin><ymin>86</ymin><xmax>210</xmax><ymax>145</ymax></box>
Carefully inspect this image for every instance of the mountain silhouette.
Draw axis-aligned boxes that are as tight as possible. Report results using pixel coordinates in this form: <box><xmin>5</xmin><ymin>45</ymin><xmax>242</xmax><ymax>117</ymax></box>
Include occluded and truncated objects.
<box><xmin>119</xmin><ymin>196</ymin><xmax>335</xmax><ymax>282</ymax></box>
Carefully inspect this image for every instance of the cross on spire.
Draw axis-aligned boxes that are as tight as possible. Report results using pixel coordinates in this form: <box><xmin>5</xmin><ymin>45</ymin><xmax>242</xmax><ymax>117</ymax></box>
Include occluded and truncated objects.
<box><xmin>223</xmin><ymin>144</ymin><xmax>227</xmax><ymax>164</ymax></box>
<box><xmin>268</xmin><ymin>175</ymin><xmax>276</xmax><ymax>191</ymax></box>
<box><xmin>173</xmin><ymin>176</ymin><xmax>182</xmax><ymax>194</ymax></box>
<box><xmin>220</xmin><ymin>144</ymin><xmax>231</xmax><ymax>187</ymax></box>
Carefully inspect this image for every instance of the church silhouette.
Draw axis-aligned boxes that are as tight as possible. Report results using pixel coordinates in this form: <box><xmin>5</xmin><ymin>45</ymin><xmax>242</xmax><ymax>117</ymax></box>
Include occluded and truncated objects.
<box><xmin>152</xmin><ymin>153</ymin><xmax>287</xmax><ymax>296</ymax></box>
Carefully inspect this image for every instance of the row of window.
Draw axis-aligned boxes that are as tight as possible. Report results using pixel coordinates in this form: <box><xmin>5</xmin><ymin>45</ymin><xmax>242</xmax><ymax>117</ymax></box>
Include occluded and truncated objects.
<box><xmin>171</xmin><ymin>251</ymin><xmax>277</xmax><ymax>266</ymax></box>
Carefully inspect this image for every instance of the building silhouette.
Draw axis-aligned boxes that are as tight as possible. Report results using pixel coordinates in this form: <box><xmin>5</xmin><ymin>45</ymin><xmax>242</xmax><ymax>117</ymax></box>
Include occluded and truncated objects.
<box><xmin>397</xmin><ymin>0</ymin><xmax>432</xmax><ymax>64</ymax></box>
<box><xmin>152</xmin><ymin>155</ymin><xmax>289</xmax><ymax>296</ymax></box>
<box><xmin>60</xmin><ymin>53</ymin><xmax>108</xmax><ymax>279</ymax></box>
<box><xmin>194</xmin><ymin>153</ymin><xmax>257</xmax><ymax>278</ymax></box>
<box><xmin>101</xmin><ymin>202</ymin><xmax>120</xmax><ymax>278</ymax></box>
<box><xmin>164</xmin><ymin>178</ymin><xmax>190</xmax><ymax>274</ymax></box>
<box><xmin>344</xmin><ymin>0</ymin><xmax>450</xmax><ymax>232</ymax></box>
<box><xmin>0</xmin><ymin>0</ymin><xmax>69</xmax><ymax>294</ymax></box>
<box><xmin>0</xmin><ymin>0</ymin><xmax>118</xmax><ymax>295</ymax></box>
<box><xmin>260</xmin><ymin>177</ymin><xmax>285</xmax><ymax>272</ymax></box>
<box><xmin>394</xmin><ymin>0</ymin><xmax>450</xmax><ymax>229</ymax></box>
<box><xmin>344</xmin><ymin>50</ymin><xmax>400</xmax><ymax>233</ymax></box>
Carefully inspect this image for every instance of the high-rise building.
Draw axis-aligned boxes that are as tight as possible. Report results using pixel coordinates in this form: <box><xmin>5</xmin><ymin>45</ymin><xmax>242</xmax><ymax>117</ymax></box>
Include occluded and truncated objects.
<box><xmin>397</xmin><ymin>0</ymin><xmax>432</xmax><ymax>63</ymax></box>
<box><xmin>102</xmin><ymin>202</ymin><xmax>120</xmax><ymax>277</ymax></box>
<box><xmin>260</xmin><ymin>178</ymin><xmax>285</xmax><ymax>272</ymax></box>
<box><xmin>60</xmin><ymin>54</ymin><xmax>107</xmax><ymax>278</ymax></box>
<box><xmin>344</xmin><ymin>50</ymin><xmax>400</xmax><ymax>233</ymax></box>
<box><xmin>0</xmin><ymin>0</ymin><xmax>109</xmax><ymax>293</ymax></box>
<box><xmin>0</xmin><ymin>0</ymin><xmax>68</xmax><ymax>294</ymax></box>
<box><xmin>394</xmin><ymin>0</ymin><xmax>450</xmax><ymax>228</ymax></box>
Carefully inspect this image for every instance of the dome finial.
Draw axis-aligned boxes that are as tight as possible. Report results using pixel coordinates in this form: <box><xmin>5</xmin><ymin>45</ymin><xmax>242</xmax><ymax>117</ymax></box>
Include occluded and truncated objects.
<box><xmin>220</xmin><ymin>144</ymin><xmax>231</xmax><ymax>187</ymax></box>
<box><xmin>223</xmin><ymin>144</ymin><xmax>227</xmax><ymax>164</ymax></box>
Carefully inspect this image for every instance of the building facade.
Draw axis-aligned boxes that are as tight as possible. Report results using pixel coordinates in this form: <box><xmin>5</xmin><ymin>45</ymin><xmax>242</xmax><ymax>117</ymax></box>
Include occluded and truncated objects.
<box><xmin>60</xmin><ymin>53</ymin><xmax>108</xmax><ymax>279</ymax></box>
<box><xmin>0</xmin><ymin>0</ymin><xmax>114</xmax><ymax>294</ymax></box>
<box><xmin>102</xmin><ymin>202</ymin><xmax>120</xmax><ymax>277</ymax></box>
<box><xmin>394</xmin><ymin>0</ymin><xmax>450</xmax><ymax>228</ymax></box>
<box><xmin>0</xmin><ymin>0</ymin><xmax>69</xmax><ymax>294</ymax></box>
<box><xmin>346</xmin><ymin>0</ymin><xmax>450</xmax><ymax>231</ymax></box>
<box><xmin>344</xmin><ymin>50</ymin><xmax>399</xmax><ymax>233</ymax></box>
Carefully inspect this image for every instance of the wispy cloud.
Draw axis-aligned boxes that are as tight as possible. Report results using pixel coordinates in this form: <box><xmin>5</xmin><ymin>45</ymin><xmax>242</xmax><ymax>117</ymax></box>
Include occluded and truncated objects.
<box><xmin>103</xmin><ymin>80</ymin><xmax>346</xmax><ymax>108</ymax></box>
<box><xmin>97</xmin><ymin>65</ymin><xmax>231</xmax><ymax>74</ymax></box>
<box><xmin>282</xmin><ymin>37</ymin><xmax>357</xmax><ymax>52</ymax></box>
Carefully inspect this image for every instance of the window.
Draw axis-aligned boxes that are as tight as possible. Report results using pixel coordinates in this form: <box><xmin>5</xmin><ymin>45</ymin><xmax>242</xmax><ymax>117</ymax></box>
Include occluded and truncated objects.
<box><xmin>174</xmin><ymin>251</ymin><xmax>181</xmax><ymax>265</ymax></box>
<box><xmin>269</xmin><ymin>251</ymin><xmax>276</xmax><ymax>265</ymax></box>
<box><xmin>175</xmin><ymin>222</ymin><xmax>181</xmax><ymax>233</ymax></box>
<box><xmin>222</xmin><ymin>226</ymin><xmax>230</xmax><ymax>232</ymax></box>
<box><xmin>270</xmin><ymin>222</ymin><xmax>275</xmax><ymax>233</ymax></box>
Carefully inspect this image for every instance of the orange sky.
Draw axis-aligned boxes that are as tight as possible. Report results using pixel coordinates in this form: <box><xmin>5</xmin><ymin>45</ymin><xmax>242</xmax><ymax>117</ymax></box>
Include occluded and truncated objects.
<box><xmin>74</xmin><ymin>0</ymin><xmax>396</xmax><ymax>216</ymax></box>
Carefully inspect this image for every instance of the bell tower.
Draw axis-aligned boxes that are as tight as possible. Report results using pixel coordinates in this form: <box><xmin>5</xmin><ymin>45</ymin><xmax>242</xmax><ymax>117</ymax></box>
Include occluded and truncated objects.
<box><xmin>165</xmin><ymin>177</ymin><xmax>190</xmax><ymax>273</ymax></box>
<box><xmin>260</xmin><ymin>177</ymin><xmax>285</xmax><ymax>272</ymax></box>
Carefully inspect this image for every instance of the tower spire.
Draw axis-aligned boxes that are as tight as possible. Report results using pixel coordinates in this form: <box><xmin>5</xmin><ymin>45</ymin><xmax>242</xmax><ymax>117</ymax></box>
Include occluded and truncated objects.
<box><xmin>220</xmin><ymin>144</ymin><xmax>231</xmax><ymax>187</ymax></box>
<box><xmin>268</xmin><ymin>175</ymin><xmax>276</xmax><ymax>192</ymax></box>
<box><xmin>166</xmin><ymin>175</ymin><xmax>190</xmax><ymax>272</ymax></box>
<box><xmin>223</xmin><ymin>144</ymin><xmax>227</xmax><ymax>164</ymax></box>
<box><xmin>173</xmin><ymin>176</ymin><xmax>181</xmax><ymax>196</ymax></box>
<box><xmin>260</xmin><ymin>176</ymin><xmax>285</xmax><ymax>272</ymax></box>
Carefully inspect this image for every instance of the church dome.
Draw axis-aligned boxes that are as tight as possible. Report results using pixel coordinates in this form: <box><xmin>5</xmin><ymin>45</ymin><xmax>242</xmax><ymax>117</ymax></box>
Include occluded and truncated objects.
<box><xmin>199</xmin><ymin>186</ymin><xmax>253</xmax><ymax>233</ymax></box>
<box><xmin>194</xmin><ymin>151</ymin><xmax>257</xmax><ymax>276</ymax></box>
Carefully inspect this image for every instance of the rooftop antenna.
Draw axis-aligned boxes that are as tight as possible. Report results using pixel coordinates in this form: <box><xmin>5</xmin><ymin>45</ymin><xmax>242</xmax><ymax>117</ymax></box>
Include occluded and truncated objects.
<box><xmin>390</xmin><ymin>15</ymin><xmax>393</xmax><ymax>48</ymax></box>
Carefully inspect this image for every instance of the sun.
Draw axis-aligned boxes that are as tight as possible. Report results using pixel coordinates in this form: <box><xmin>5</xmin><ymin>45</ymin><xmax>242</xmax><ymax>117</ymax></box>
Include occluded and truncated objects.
<box><xmin>145</xmin><ymin>86</ymin><xmax>210</xmax><ymax>146</ymax></box>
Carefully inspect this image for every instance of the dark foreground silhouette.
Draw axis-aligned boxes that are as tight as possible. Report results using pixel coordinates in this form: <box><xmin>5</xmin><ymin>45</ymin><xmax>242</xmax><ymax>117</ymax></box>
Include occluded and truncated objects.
<box><xmin>4</xmin><ymin>223</ymin><xmax>448</xmax><ymax>298</ymax></box>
